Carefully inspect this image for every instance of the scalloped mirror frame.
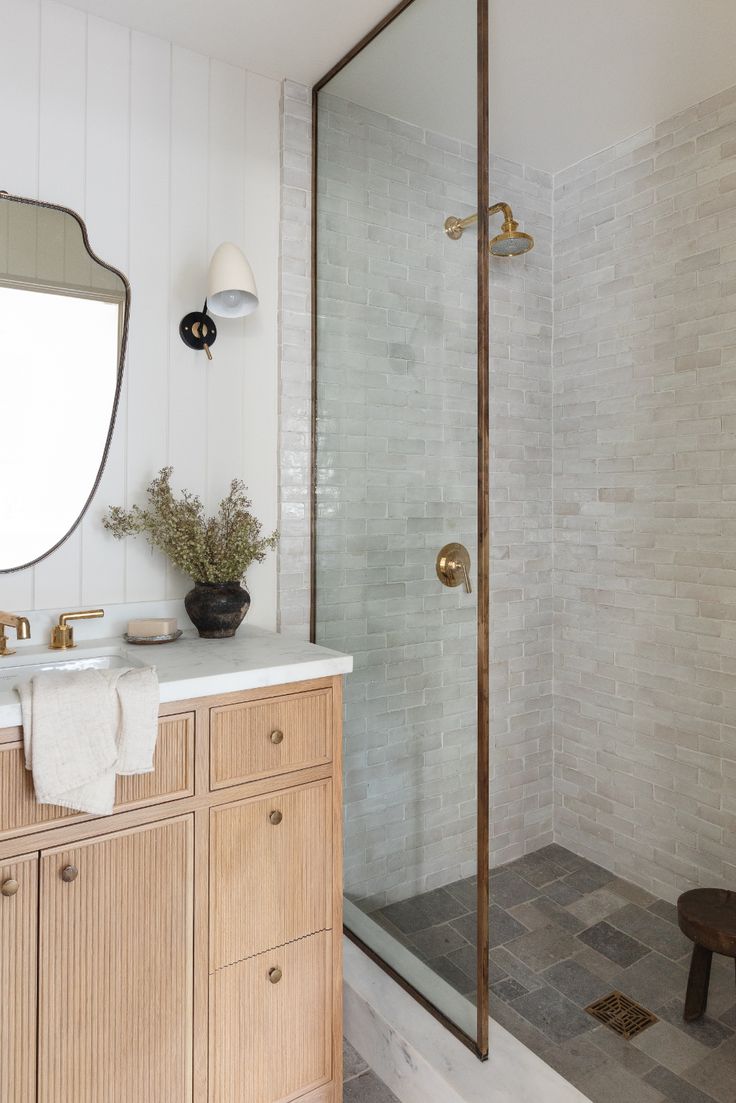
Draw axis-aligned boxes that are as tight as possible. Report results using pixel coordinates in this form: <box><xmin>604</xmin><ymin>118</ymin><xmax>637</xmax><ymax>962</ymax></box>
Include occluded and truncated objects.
<box><xmin>0</xmin><ymin>191</ymin><xmax>130</xmax><ymax>574</ymax></box>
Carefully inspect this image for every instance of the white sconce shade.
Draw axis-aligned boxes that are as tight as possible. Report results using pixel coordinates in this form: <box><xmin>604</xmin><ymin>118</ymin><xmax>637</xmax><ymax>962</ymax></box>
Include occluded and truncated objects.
<box><xmin>207</xmin><ymin>241</ymin><xmax>258</xmax><ymax>318</ymax></box>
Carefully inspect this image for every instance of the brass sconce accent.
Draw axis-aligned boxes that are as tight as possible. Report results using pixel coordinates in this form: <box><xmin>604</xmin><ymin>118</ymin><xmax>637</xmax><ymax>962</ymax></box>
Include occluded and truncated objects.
<box><xmin>444</xmin><ymin>201</ymin><xmax>534</xmax><ymax>257</ymax></box>
<box><xmin>49</xmin><ymin>608</ymin><xmax>104</xmax><ymax>650</ymax></box>
<box><xmin>436</xmin><ymin>543</ymin><xmax>472</xmax><ymax>594</ymax></box>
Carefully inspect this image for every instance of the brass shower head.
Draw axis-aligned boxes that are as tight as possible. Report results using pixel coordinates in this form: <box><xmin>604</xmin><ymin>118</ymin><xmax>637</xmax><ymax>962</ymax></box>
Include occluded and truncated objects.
<box><xmin>444</xmin><ymin>201</ymin><xmax>534</xmax><ymax>257</ymax></box>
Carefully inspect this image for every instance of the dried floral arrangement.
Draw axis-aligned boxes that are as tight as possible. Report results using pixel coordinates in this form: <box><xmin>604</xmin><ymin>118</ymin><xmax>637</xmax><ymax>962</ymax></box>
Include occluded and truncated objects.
<box><xmin>103</xmin><ymin>467</ymin><xmax>278</xmax><ymax>584</ymax></box>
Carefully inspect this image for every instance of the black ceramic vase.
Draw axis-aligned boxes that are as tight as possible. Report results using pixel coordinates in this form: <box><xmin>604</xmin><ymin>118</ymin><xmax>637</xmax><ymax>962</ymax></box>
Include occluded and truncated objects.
<box><xmin>184</xmin><ymin>581</ymin><xmax>250</xmax><ymax>639</ymax></box>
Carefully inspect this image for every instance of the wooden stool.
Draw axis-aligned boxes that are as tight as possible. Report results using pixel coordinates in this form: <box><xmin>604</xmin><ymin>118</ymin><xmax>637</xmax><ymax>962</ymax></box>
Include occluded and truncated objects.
<box><xmin>677</xmin><ymin>888</ymin><xmax>736</xmax><ymax>1022</ymax></box>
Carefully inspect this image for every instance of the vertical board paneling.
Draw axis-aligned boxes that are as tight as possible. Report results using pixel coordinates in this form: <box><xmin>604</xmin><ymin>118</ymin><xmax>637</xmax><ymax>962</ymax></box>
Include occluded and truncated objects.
<box><xmin>206</xmin><ymin>61</ymin><xmax>246</xmax><ymax>510</ymax></box>
<box><xmin>81</xmin><ymin>16</ymin><xmax>131</xmax><ymax>605</ymax></box>
<box><xmin>0</xmin><ymin>0</ymin><xmax>40</xmax><ymax>611</ymax></box>
<box><xmin>242</xmin><ymin>72</ymin><xmax>281</xmax><ymax>623</ymax></box>
<box><xmin>33</xmin><ymin>0</ymin><xmax>87</xmax><ymax>610</ymax></box>
<box><xmin>125</xmin><ymin>31</ymin><xmax>172</xmax><ymax>602</ymax></box>
<box><xmin>0</xmin><ymin>0</ymin><xmax>281</xmax><ymax>630</ymax></box>
<box><xmin>167</xmin><ymin>47</ymin><xmax>210</xmax><ymax>600</ymax></box>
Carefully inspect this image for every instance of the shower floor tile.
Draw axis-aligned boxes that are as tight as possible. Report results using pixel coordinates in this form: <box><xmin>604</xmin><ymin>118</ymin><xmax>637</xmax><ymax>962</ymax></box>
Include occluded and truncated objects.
<box><xmin>369</xmin><ymin>844</ymin><xmax>733</xmax><ymax>1103</ymax></box>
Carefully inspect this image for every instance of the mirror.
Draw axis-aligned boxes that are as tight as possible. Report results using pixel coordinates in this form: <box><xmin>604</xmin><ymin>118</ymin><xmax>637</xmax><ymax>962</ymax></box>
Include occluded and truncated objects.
<box><xmin>0</xmin><ymin>192</ymin><xmax>128</xmax><ymax>572</ymax></box>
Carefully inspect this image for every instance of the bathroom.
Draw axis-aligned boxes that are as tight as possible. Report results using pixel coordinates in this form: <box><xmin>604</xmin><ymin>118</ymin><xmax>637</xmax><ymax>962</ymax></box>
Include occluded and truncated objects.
<box><xmin>1</xmin><ymin>1</ymin><xmax>735</xmax><ymax>1102</ymax></box>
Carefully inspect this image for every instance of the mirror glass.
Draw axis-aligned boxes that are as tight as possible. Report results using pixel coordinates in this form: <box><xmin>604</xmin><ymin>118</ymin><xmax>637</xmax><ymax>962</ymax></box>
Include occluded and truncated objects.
<box><xmin>0</xmin><ymin>194</ymin><xmax>128</xmax><ymax>572</ymax></box>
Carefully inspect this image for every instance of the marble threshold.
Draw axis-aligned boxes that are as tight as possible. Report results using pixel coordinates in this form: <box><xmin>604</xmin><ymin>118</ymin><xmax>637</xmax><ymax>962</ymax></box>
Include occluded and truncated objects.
<box><xmin>0</xmin><ymin>625</ymin><xmax>353</xmax><ymax>727</ymax></box>
<box><xmin>344</xmin><ymin>936</ymin><xmax>592</xmax><ymax>1103</ymax></box>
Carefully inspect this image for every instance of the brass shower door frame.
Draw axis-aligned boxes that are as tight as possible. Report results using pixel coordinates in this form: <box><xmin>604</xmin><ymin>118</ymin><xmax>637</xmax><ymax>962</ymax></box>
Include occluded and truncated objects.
<box><xmin>310</xmin><ymin>0</ymin><xmax>491</xmax><ymax>1059</ymax></box>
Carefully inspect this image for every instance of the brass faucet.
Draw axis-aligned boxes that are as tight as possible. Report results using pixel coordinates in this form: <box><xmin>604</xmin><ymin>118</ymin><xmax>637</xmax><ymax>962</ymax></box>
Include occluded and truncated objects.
<box><xmin>49</xmin><ymin>609</ymin><xmax>104</xmax><ymax>650</ymax></box>
<box><xmin>0</xmin><ymin>611</ymin><xmax>31</xmax><ymax>657</ymax></box>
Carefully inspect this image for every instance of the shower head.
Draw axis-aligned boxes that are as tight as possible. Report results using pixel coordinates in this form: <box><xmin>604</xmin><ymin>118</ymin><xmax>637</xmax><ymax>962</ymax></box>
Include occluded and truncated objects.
<box><xmin>444</xmin><ymin>201</ymin><xmax>534</xmax><ymax>258</ymax></box>
<box><xmin>489</xmin><ymin>225</ymin><xmax>534</xmax><ymax>257</ymax></box>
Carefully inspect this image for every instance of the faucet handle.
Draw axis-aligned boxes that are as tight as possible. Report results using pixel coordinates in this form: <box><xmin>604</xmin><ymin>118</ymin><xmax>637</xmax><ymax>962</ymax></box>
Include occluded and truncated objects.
<box><xmin>49</xmin><ymin>609</ymin><xmax>104</xmax><ymax>651</ymax></box>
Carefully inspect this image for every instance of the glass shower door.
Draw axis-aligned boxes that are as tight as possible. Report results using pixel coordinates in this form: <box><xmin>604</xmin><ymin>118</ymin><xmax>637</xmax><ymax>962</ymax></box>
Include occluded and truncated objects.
<box><xmin>312</xmin><ymin>0</ymin><xmax>489</xmax><ymax>1055</ymax></box>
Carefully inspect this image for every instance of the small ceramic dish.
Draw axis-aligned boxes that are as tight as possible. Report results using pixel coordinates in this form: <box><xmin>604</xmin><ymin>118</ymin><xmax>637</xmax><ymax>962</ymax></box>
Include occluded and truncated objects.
<box><xmin>123</xmin><ymin>629</ymin><xmax>183</xmax><ymax>646</ymax></box>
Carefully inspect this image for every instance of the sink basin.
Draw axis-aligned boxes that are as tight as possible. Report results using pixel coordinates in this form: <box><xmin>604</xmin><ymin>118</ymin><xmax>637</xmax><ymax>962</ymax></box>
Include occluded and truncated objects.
<box><xmin>0</xmin><ymin>646</ymin><xmax>144</xmax><ymax>689</ymax></box>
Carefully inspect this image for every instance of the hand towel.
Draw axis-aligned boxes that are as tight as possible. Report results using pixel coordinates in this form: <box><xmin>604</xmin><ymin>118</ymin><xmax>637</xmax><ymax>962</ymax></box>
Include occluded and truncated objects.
<box><xmin>20</xmin><ymin>666</ymin><xmax>159</xmax><ymax>816</ymax></box>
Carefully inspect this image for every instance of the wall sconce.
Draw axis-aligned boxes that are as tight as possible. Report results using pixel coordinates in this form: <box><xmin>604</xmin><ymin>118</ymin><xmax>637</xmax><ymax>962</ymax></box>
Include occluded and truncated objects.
<box><xmin>179</xmin><ymin>242</ymin><xmax>258</xmax><ymax>360</ymax></box>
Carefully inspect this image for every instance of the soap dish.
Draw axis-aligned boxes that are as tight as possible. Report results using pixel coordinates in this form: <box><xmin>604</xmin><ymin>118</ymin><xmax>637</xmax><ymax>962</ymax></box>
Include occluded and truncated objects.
<box><xmin>124</xmin><ymin>629</ymin><xmax>183</xmax><ymax>646</ymax></box>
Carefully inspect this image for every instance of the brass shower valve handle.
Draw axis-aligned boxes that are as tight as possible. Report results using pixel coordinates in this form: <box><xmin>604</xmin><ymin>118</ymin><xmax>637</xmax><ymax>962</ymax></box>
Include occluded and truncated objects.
<box><xmin>49</xmin><ymin>608</ymin><xmax>104</xmax><ymax>650</ymax></box>
<box><xmin>436</xmin><ymin>543</ymin><xmax>473</xmax><ymax>594</ymax></box>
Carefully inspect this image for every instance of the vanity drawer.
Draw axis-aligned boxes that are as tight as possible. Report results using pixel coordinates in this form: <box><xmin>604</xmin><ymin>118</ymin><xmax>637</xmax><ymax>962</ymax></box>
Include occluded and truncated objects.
<box><xmin>0</xmin><ymin>712</ymin><xmax>194</xmax><ymax>838</ymax></box>
<box><xmin>209</xmin><ymin>930</ymin><xmax>332</xmax><ymax>1103</ymax></box>
<box><xmin>209</xmin><ymin>688</ymin><xmax>332</xmax><ymax>789</ymax></box>
<box><xmin>210</xmin><ymin>778</ymin><xmax>332</xmax><ymax>971</ymax></box>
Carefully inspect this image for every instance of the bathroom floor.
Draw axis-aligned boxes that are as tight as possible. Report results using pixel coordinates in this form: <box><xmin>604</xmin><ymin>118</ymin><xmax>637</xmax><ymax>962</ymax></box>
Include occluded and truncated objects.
<box><xmin>344</xmin><ymin>1039</ymin><xmax>399</xmax><ymax>1102</ymax></box>
<box><xmin>370</xmin><ymin>844</ymin><xmax>736</xmax><ymax>1103</ymax></box>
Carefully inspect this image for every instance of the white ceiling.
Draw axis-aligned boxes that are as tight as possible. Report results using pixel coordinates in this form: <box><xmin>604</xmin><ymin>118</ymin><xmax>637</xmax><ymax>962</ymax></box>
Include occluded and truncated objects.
<box><xmin>66</xmin><ymin>0</ymin><xmax>736</xmax><ymax>173</ymax></box>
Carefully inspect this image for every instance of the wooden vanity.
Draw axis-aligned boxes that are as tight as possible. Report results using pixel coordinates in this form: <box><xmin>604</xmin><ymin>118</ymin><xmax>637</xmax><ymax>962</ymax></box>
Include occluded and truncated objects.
<box><xmin>0</xmin><ymin>674</ymin><xmax>344</xmax><ymax>1103</ymax></box>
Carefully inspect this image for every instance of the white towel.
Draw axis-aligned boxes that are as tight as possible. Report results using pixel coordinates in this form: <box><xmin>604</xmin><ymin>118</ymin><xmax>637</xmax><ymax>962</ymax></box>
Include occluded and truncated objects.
<box><xmin>20</xmin><ymin>666</ymin><xmax>159</xmax><ymax>816</ymax></box>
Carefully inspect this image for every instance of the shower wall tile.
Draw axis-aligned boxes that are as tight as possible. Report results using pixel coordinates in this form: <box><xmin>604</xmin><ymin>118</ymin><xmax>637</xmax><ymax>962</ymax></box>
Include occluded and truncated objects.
<box><xmin>553</xmin><ymin>89</ymin><xmax>736</xmax><ymax>901</ymax></box>
<box><xmin>307</xmin><ymin>92</ymin><xmax>553</xmax><ymax>906</ymax></box>
<box><xmin>278</xmin><ymin>79</ymin><xmax>312</xmax><ymax>637</ymax></box>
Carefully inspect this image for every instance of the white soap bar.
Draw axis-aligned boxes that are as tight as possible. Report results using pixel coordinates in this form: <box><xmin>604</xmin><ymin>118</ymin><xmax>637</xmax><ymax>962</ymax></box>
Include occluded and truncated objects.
<box><xmin>128</xmin><ymin>617</ymin><xmax>177</xmax><ymax>637</ymax></box>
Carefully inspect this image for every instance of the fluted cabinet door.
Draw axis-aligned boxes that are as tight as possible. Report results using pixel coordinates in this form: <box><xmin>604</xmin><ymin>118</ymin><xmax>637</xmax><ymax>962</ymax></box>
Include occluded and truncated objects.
<box><xmin>0</xmin><ymin>853</ymin><xmax>38</xmax><ymax>1103</ymax></box>
<box><xmin>39</xmin><ymin>816</ymin><xmax>194</xmax><ymax>1103</ymax></box>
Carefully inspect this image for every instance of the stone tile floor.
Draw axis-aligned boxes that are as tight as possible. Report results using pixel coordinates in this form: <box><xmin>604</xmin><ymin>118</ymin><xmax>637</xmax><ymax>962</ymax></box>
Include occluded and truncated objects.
<box><xmin>343</xmin><ymin>1039</ymin><xmax>399</xmax><ymax>1102</ymax></box>
<box><xmin>368</xmin><ymin>844</ymin><xmax>736</xmax><ymax>1103</ymax></box>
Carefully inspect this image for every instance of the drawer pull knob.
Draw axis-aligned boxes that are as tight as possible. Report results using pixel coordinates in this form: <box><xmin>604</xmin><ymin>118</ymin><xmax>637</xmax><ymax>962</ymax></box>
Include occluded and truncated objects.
<box><xmin>1</xmin><ymin>879</ymin><xmax>19</xmax><ymax>897</ymax></box>
<box><xmin>61</xmin><ymin>865</ymin><xmax>78</xmax><ymax>883</ymax></box>
<box><xmin>270</xmin><ymin>729</ymin><xmax>284</xmax><ymax>745</ymax></box>
<box><xmin>268</xmin><ymin>967</ymin><xmax>283</xmax><ymax>984</ymax></box>
<box><xmin>269</xmin><ymin>810</ymin><xmax>283</xmax><ymax>826</ymax></box>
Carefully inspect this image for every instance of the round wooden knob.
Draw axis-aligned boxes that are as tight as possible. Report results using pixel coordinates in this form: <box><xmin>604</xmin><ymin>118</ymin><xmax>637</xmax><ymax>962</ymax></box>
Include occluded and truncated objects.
<box><xmin>269</xmin><ymin>810</ymin><xmax>283</xmax><ymax>826</ymax></box>
<box><xmin>61</xmin><ymin>865</ymin><xmax>78</xmax><ymax>883</ymax></box>
<box><xmin>270</xmin><ymin>729</ymin><xmax>284</xmax><ymax>745</ymax></box>
<box><xmin>268</xmin><ymin>967</ymin><xmax>282</xmax><ymax>984</ymax></box>
<box><xmin>1</xmin><ymin>879</ymin><xmax>19</xmax><ymax>897</ymax></box>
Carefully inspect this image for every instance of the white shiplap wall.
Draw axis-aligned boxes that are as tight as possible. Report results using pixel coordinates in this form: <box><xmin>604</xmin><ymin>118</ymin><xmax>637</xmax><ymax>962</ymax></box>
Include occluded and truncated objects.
<box><xmin>0</xmin><ymin>0</ymin><xmax>280</xmax><ymax>628</ymax></box>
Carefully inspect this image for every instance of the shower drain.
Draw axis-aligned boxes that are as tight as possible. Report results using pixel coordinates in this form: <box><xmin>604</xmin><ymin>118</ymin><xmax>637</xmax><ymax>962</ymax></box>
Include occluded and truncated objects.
<box><xmin>585</xmin><ymin>991</ymin><xmax>658</xmax><ymax>1040</ymax></box>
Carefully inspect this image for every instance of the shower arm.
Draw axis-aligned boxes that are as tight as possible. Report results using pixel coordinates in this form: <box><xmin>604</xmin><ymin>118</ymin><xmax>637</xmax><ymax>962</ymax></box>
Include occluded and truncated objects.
<box><xmin>444</xmin><ymin>201</ymin><xmax>518</xmax><ymax>240</ymax></box>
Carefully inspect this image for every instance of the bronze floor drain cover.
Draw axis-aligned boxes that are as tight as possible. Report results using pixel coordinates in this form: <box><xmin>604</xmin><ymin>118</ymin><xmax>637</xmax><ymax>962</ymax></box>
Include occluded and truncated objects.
<box><xmin>585</xmin><ymin>991</ymin><xmax>658</xmax><ymax>1040</ymax></box>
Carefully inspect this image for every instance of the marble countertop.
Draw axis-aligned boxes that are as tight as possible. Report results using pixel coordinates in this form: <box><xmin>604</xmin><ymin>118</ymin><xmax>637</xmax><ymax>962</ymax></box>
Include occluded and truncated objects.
<box><xmin>0</xmin><ymin>626</ymin><xmax>353</xmax><ymax>729</ymax></box>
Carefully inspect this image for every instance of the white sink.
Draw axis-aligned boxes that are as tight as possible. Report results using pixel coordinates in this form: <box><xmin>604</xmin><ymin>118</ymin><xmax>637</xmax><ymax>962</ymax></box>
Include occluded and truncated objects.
<box><xmin>0</xmin><ymin>646</ymin><xmax>144</xmax><ymax>689</ymax></box>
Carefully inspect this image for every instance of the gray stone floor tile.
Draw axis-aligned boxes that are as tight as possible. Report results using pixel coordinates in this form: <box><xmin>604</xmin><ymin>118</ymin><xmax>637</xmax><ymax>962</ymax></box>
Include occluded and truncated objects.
<box><xmin>490</xmin><ymin>869</ymin><xmax>540</xmax><ymax>909</ymax></box>
<box><xmin>510</xmin><ymin>894</ymin><xmax>586</xmax><ymax>935</ymax></box>
<box><xmin>542</xmin><ymin>958</ymin><xmax>612</xmax><ymax>1007</ymax></box>
<box><xmin>579</xmin><ymin>1061</ymin><xmax>667</xmax><ymax>1103</ymax></box>
<box><xmin>631</xmin><ymin>1020</ymin><xmax>711</xmax><ymax>1075</ymax></box>
<box><xmin>718</xmin><ymin>1003</ymin><xmax>736</xmax><ymax>1028</ymax></box>
<box><xmin>578</xmin><ymin>921</ymin><xmax>650</xmax><ymax>967</ymax></box>
<box><xmin>507</xmin><ymin>851</ymin><xmax>568</xmax><ymax>887</ymax></box>
<box><xmin>572</xmin><ymin>945</ymin><xmax>625</xmax><ymax>983</ymax></box>
<box><xmin>567</xmin><ymin>888</ymin><xmax>631</xmax><ymax>928</ymax></box>
<box><xmin>431</xmin><ymin>952</ymin><xmax>477</xmax><ymax>995</ymax></box>
<box><xmin>613</xmin><ymin>952</ymin><xmax>688</xmax><ymax>1010</ymax></box>
<box><xmin>534</xmin><ymin>844</ymin><xmax>587</xmax><ymax>872</ymax></box>
<box><xmin>589</xmin><ymin>1023</ymin><xmax>659</xmax><ymax>1075</ymax></box>
<box><xmin>511</xmin><ymin>983</ymin><xmax>597</xmax><ymax>1044</ymax></box>
<box><xmin>380</xmin><ymin>887</ymin><xmax>467</xmax><ymax>934</ymax></box>
<box><xmin>492</xmin><ymin>976</ymin><xmax>528</xmax><ymax>1002</ymax></box>
<box><xmin>657</xmin><ymin>997</ymin><xmax>734</xmax><ymax>1048</ymax></box>
<box><xmin>681</xmin><ymin>1035</ymin><xmax>736</xmax><ymax>1103</ymax></box>
<box><xmin>443</xmin><ymin>875</ymin><xmax>477</xmax><ymax>912</ymax></box>
<box><xmin>649</xmin><ymin>899</ymin><xmax>680</xmax><ymax>926</ymax></box>
<box><xmin>606</xmin><ymin>877</ymin><xmax>658</xmax><ymax>908</ymax></box>
<box><xmin>489</xmin><ymin>991</ymin><xmax>554</xmax><ymax>1053</ymax></box>
<box><xmin>607</xmin><ymin>902</ymin><xmax>692</xmax><ymax>961</ymax></box>
<box><xmin>645</xmin><ymin>1065</ymin><xmax>720</xmax><ymax>1103</ymax></box>
<box><xmin>543</xmin><ymin>879</ymin><xmax>584</xmax><ymax>906</ymax></box>
<box><xmin>490</xmin><ymin>945</ymin><xmax>547</xmax><ymax>991</ymax></box>
<box><xmin>343</xmin><ymin>1040</ymin><xmax>369</xmax><ymax>1082</ymax></box>
<box><xmin>505</xmin><ymin>923</ymin><xmax>581</xmax><ymax>972</ymax></box>
<box><xmin>489</xmin><ymin>904</ymin><xmax>529</xmax><ymax>948</ymax></box>
<box><xmin>410</xmin><ymin>920</ymin><xmax>468</xmax><ymax>961</ymax></box>
<box><xmin>343</xmin><ymin>1070</ymin><xmax>400</xmax><ymax>1103</ymax></box>
<box><xmin>565</xmin><ymin>863</ymin><xmax>617</xmax><ymax>895</ymax></box>
<box><xmin>537</xmin><ymin>1035</ymin><xmax>607</xmax><ymax>1085</ymax></box>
